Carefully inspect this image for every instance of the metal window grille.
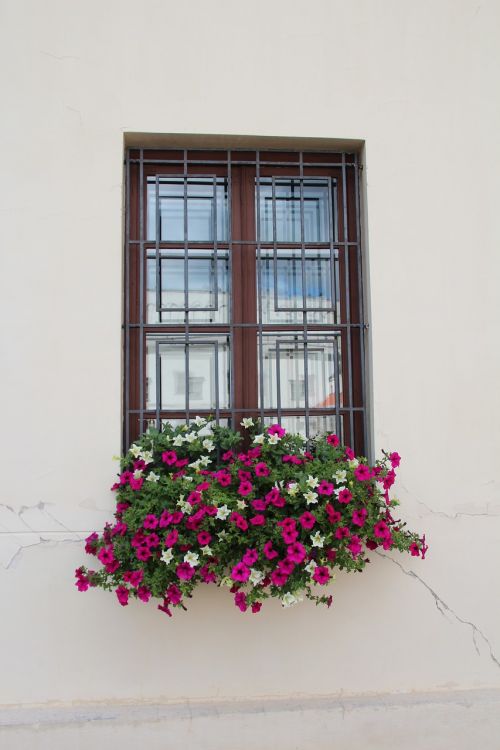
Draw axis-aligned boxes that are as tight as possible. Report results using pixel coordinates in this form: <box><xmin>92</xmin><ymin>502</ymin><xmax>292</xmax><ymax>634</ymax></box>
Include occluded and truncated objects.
<box><xmin>124</xmin><ymin>147</ymin><xmax>367</xmax><ymax>453</ymax></box>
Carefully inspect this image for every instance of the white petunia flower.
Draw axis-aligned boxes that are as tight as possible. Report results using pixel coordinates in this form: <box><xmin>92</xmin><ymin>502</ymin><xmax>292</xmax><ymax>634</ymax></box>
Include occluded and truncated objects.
<box><xmin>199</xmin><ymin>455</ymin><xmax>211</xmax><ymax>467</ymax></box>
<box><xmin>173</xmin><ymin>435</ymin><xmax>184</xmax><ymax>447</ymax></box>
<box><xmin>194</xmin><ymin>416</ymin><xmax>207</xmax><ymax>426</ymax></box>
<box><xmin>184</xmin><ymin>551</ymin><xmax>200</xmax><ymax>567</ymax></box>
<box><xmin>184</xmin><ymin>432</ymin><xmax>197</xmax><ymax>443</ymax></box>
<box><xmin>198</xmin><ymin>423</ymin><xmax>214</xmax><ymax>437</ymax></box>
<box><xmin>201</xmin><ymin>545</ymin><xmax>213</xmax><ymax>556</ymax></box>
<box><xmin>249</xmin><ymin>568</ymin><xmax>264</xmax><ymax>586</ymax></box>
<box><xmin>333</xmin><ymin>469</ymin><xmax>347</xmax><ymax>483</ymax></box>
<box><xmin>311</xmin><ymin>531</ymin><xmax>325</xmax><ymax>548</ymax></box>
<box><xmin>189</xmin><ymin>459</ymin><xmax>201</xmax><ymax>471</ymax></box>
<box><xmin>133</xmin><ymin>469</ymin><xmax>143</xmax><ymax>480</ymax></box>
<box><xmin>287</xmin><ymin>482</ymin><xmax>299</xmax><ymax>496</ymax></box>
<box><xmin>140</xmin><ymin>450</ymin><xmax>154</xmax><ymax>464</ymax></box>
<box><xmin>161</xmin><ymin>549</ymin><xmax>174</xmax><ymax>565</ymax></box>
<box><xmin>241</xmin><ymin>417</ymin><xmax>254</xmax><ymax>428</ymax></box>
<box><xmin>348</xmin><ymin>458</ymin><xmax>359</xmax><ymax>469</ymax></box>
<box><xmin>306</xmin><ymin>475</ymin><xmax>319</xmax><ymax>488</ymax></box>
<box><xmin>268</xmin><ymin>433</ymin><xmax>281</xmax><ymax>444</ymax></box>
<box><xmin>304</xmin><ymin>560</ymin><xmax>317</xmax><ymax>574</ymax></box>
<box><xmin>216</xmin><ymin>504</ymin><xmax>231</xmax><ymax>520</ymax></box>
<box><xmin>253</xmin><ymin>434</ymin><xmax>265</xmax><ymax>444</ymax></box>
<box><xmin>217</xmin><ymin>530</ymin><xmax>228</xmax><ymax>540</ymax></box>
<box><xmin>183</xmin><ymin>476</ymin><xmax>194</xmax><ymax>483</ymax></box>
<box><xmin>130</xmin><ymin>444</ymin><xmax>142</xmax><ymax>458</ymax></box>
<box><xmin>281</xmin><ymin>592</ymin><xmax>299</xmax><ymax>608</ymax></box>
<box><xmin>236</xmin><ymin>499</ymin><xmax>247</xmax><ymax>510</ymax></box>
<box><xmin>334</xmin><ymin>485</ymin><xmax>347</xmax><ymax>496</ymax></box>
<box><xmin>304</xmin><ymin>491</ymin><xmax>318</xmax><ymax>505</ymax></box>
<box><xmin>146</xmin><ymin>471</ymin><xmax>160</xmax><ymax>483</ymax></box>
<box><xmin>219</xmin><ymin>576</ymin><xmax>232</xmax><ymax>588</ymax></box>
<box><xmin>202</xmin><ymin>439</ymin><xmax>215</xmax><ymax>452</ymax></box>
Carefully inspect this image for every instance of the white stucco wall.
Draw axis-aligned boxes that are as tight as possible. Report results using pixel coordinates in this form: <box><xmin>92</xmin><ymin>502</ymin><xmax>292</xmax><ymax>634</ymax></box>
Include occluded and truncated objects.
<box><xmin>1</xmin><ymin>0</ymin><xmax>499</xmax><ymax>747</ymax></box>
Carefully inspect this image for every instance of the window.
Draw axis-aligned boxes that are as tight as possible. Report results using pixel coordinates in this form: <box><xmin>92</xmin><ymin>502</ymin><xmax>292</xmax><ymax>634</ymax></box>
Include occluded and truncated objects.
<box><xmin>124</xmin><ymin>148</ymin><xmax>367</xmax><ymax>452</ymax></box>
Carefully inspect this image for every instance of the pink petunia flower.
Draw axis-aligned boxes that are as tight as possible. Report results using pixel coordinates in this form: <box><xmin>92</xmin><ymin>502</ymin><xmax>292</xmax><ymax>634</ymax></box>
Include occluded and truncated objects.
<box><xmin>325</xmin><ymin>504</ymin><xmax>341</xmax><ymax>524</ymax></box>
<box><xmin>197</xmin><ymin>531</ymin><xmax>212</xmax><ymax>546</ymax></box>
<box><xmin>167</xmin><ymin>584</ymin><xmax>182</xmax><ymax>604</ymax></box>
<box><xmin>145</xmin><ymin>533</ymin><xmax>160</xmax><ymax>548</ymax></box>
<box><xmin>347</xmin><ymin>535</ymin><xmax>363</xmax><ymax>557</ymax></box>
<box><xmin>278</xmin><ymin>558</ymin><xmax>295</xmax><ymax>575</ymax></box>
<box><xmin>263</xmin><ymin>541</ymin><xmax>278</xmax><ymax>560</ymax></box>
<box><xmin>299</xmin><ymin>511</ymin><xmax>316</xmax><ymax>530</ymax></box>
<box><xmin>354</xmin><ymin>464</ymin><xmax>371</xmax><ymax>482</ymax></box>
<box><xmin>313</xmin><ymin>566</ymin><xmax>330</xmax><ymax>585</ymax></box>
<box><xmin>254</xmin><ymin>462</ymin><xmax>270</xmax><ymax>476</ymax></box>
<box><xmin>143</xmin><ymin>514</ymin><xmax>159</xmax><ymax>530</ymax></box>
<box><xmin>352</xmin><ymin>507</ymin><xmax>368</xmax><ymax>527</ymax></box>
<box><xmin>335</xmin><ymin>526</ymin><xmax>350</xmax><ymax>540</ymax></box>
<box><xmin>200</xmin><ymin>565</ymin><xmax>217</xmax><ymax>584</ymax></box>
<box><xmin>318</xmin><ymin>480</ymin><xmax>334</xmax><ymax>496</ymax></box>
<box><xmin>137</xmin><ymin>586</ymin><xmax>151</xmax><ymax>603</ymax></box>
<box><xmin>231</xmin><ymin>562</ymin><xmax>251</xmax><ymax>582</ymax></box>
<box><xmin>159</xmin><ymin>510</ymin><xmax>173</xmax><ymax>528</ymax></box>
<box><xmin>338</xmin><ymin>488</ymin><xmax>353</xmax><ymax>504</ymax></box>
<box><xmin>162</xmin><ymin>450</ymin><xmax>178</xmax><ymax>465</ymax></box>
<box><xmin>115</xmin><ymin>586</ymin><xmax>129</xmax><ymax>606</ymax></box>
<box><xmin>230</xmin><ymin>512</ymin><xmax>249</xmax><ymax>531</ymax></box>
<box><xmin>129</xmin><ymin>476</ymin><xmax>144</xmax><ymax>491</ymax></box>
<box><xmin>374</xmin><ymin>520</ymin><xmax>390</xmax><ymax>539</ymax></box>
<box><xmin>382</xmin><ymin>469</ymin><xmax>396</xmax><ymax>490</ymax></box>
<box><xmin>242</xmin><ymin>549</ymin><xmax>258</xmax><ymax>566</ymax></box>
<box><xmin>176</xmin><ymin>562</ymin><xmax>195</xmax><ymax>580</ymax></box>
<box><xmin>409</xmin><ymin>542</ymin><xmax>420</xmax><ymax>557</ymax></box>
<box><xmin>287</xmin><ymin>542</ymin><xmax>306</xmax><ymax>564</ymax></box>
<box><xmin>214</xmin><ymin>470</ymin><xmax>232</xmax><ymax>487</ymax></box>
<box><xmin>251</xmin><ymin>602</ymin><xmax>262</xmax><ymax>613</ymax></box>
<box><xmin>85</xmin><ymin>532</ymin><xmax>99</xmax><ymax>555</ymax></box>
<box><xmin>238</xmin><ymin>480</ymin><xmax>253</xmax><ymax>496</ymax></box>
<box><xmin>222</xmin><ymin>450</ymin><xmax>234</xmax><ymax>462</ymax></box>
<box><xmin>165</xmin><ymin>529</ymin><xmax>179</xmax><ymax>548</ymax></box>
<box><xmin>345</xmin><ymin>447</ymin><xmax>355</xmax><ymax>460</ymax></box>
<box><xmin>326</xmin><ymin>434</ymin><xmax>340</xmax><ymax>447</ymax></box>
<box><xmin>250</xmin><ymin>514</ymin><xmax>265</xmax><ymax>526</ymax></box>
<box><xmin>389</xmin><ymin>452</ymin><xmax>401</xmax><ymax>468</ymax></box>
<box><xmin>252</xmin><ymin>498</ymin><xmax>268</xmax><ymax>511</ymax></box>
<box><xmin>136</xmin><ymin>545</ymin><xmax>152</xmax><ymax>561</ymax></box>
<box><xmin>268</xmin><ymin>424</ymin><xmax>286</xmax><ymax>437</ymax></box>
<box><xmin>124</xmin><ymin>570</ymin><xmax>144</xmax><ymax>587</ymax></box>
<box><xmin>270</xmin><ymin>569</ymin><xmax>288</xmax><ymax>587</ymax></box>
<box><xmin>97</xmin><ymin>545</ymin><xmax>115</xmax><ymax>566</ymax></box>
<box><xmin>234</xmin><ymin>591</ymin><xmax>248</xmax><ymax>612</ymax></box>
<box><xmin>158</xmin><ymin>599</ymin><xmax>172</xmax><ymax>617</ymax></box>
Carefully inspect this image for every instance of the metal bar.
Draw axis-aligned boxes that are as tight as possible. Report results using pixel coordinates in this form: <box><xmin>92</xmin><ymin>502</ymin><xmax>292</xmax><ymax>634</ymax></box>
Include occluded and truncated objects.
<box><xmin>299</xmin><ymin>152</ymin><xmax>310</xmax><ymax>439</ymax></box>
<box><xmin>256</xmin><ymin>152</ymin><xmax>265</xmax><ymax>425</ymax></box>
<box><xmin>327</xmin><ymin>177</ymin><xmax>338</xmax><ymax>323</ymax></box>
<box><xmin>342</xmin><ymin>152</ymin><xmax>354</xmax><ymax>446</ymax></box>
<box><xmin>155</xmin><ymin>341</ymin><xmax>162</xmax><ymax>430</ymax></box>
<box><xmin>227</xmin><ymin>151</ymin><xmax>234</xmax><ymax>429</ymax></box>
<box><xmin>130</xmin><ymin>239</ymin><xmax>360</xmax><ymax>247</ymax></box>
<box><xmin>271</xmin><ymin>177</ymin><xmax>280</xmax><ymax>317</ymax></box>
<box><xmin>130</xmin><ymin>159</ymin><xmax>356</xmax><ymax>168</ymax></box>
<box><xmin>124</xmin><ymin>150</ymin><xmax>131</xmax><ymax>450</ymax></box>
<box><xmin>139</xmin><ymin>148</ymin><xmax>145</xmax><ymax>436</ymax></box>
<box><xmin>213</xmin><ymin>341</ymin><xmax>220</xmax><ymax>423</ymax></box>
<box><xmin>154</xmin><ymin>175</ymin><xmax>162</xmax><ymax>313</ymax></box>
<box><xmin>183</xmin><ymin>149</ymin><xmax>190</xmax><ymax>425</ymax></box>
<box><xmin>354</xmin><ymin>153</ymin><xmax>369</xmax><ymax>458</ymax></box>
<box><xmin>212</xmin><ymin>175</ymin><xmax>219</xmax><ymax>316</ymax></box>
<box><xmin>129</xmin><ymin>321</ymin><xmax>366</xmax><ymax>330</ymax></box>
<box><xmin>333</xmin><ymin>335</ymin><xmax>341</xmax><ymax>439</ymax></box>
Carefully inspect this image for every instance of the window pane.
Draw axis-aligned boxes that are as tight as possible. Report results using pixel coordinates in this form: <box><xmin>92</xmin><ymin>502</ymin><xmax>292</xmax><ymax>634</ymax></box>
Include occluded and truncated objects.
<box><xmin>147</xmin><ymin>178</ymin><xmax>228</xmax><ymax>241</ymax></box>
<box><xmin>260</xmin><ymin>334</ymin><xmax>342</xmax><ymax>411</ymax></box>
<box><xmin>264</xmin><ymin>414</ymin><xmax>343</xmax><ymax>440</ymax></box>
<box><xmin>146</xmin><ymin>335</ymin><xmax>230</xmax><ymax>411</ymax></box>
<box><xmin>146</xmin><ymin>250</ymin><xmax>229</xmax><ymax>323</ymax></box>
<box><xmin>258</xmin><ymin>248</ymin><xmax>338</xmax><ymax>324</ymax></box>
<box><xmin>258</xmin><ymin>179</ymin><xmax>331</xmax><ymax>243</ymax></box>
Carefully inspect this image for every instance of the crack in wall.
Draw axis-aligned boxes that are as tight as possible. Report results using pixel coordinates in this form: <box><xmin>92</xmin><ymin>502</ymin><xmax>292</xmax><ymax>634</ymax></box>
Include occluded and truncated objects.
<box><xmin>378</xmin><ymin>553</ymin><xmax>500</xmax><ymax>670</ymax></box>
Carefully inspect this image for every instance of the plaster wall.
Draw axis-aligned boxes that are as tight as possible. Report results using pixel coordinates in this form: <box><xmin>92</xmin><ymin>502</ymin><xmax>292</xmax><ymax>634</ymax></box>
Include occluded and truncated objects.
<box><xmin>1</xmin><ymin>0</ymin><xmax>499</xmax><ymax>746</ymax></box>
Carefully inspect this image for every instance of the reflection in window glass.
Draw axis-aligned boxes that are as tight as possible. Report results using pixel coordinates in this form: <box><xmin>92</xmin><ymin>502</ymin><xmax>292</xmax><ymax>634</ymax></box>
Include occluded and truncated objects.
<box><xmin>147</xmin><ymin>178</ymin><xmax>228</xmax><ymax>241</ymax></box>
<box><xmin>264</xmin><ymin>414</ymin><xmax>343</xmax><ymax>440</ymax></box>
<box><xmin>259</xmin><ymin>179</ymin><xmax>332</xmax><ymax>243</ymax></box>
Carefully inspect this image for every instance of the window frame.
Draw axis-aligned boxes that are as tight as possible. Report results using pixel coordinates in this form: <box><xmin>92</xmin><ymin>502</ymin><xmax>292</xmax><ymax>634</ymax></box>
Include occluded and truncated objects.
<box><xmin>124</xmin><ymin>147</ymin><xmax>367</xmax><ymax>453</ymax></box>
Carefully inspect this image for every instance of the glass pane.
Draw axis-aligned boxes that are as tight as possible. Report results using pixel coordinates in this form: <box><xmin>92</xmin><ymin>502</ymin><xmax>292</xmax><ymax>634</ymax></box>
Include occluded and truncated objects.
<box><xmin>147</xmin><ymin>178</ymin><xmax>228</xmax><ymax>241</ymax></box>
<box><xmin>258</xmin><ymin>179</ymin><xmax>331</xmax><ymax>243</ymax></box>
<box><xmin>146</xmin><ymin>335</ymin><xmax>230</xmax><ymax>411</ymax></box>
<box><xmin>258</xmin><ymin>248</ymin><xmax>338</xmax><ymax>324</ymax></box>
<box><xmin>146</xmin><ymin>417</ymin><xmax>230</xmax><ymax>430</ymax></box>
<box><xmin>146</xmin><ymin>250</ymin><xmax>229</xmax><ymax>323</ymax></box>
<box><xmin>264</xmin><ymin>414</ymin><xmax>343</xmax><ymax>440</ymax></box>
<box><xmin>260</xmin><ymin>334</ymin><xmax>342</xmax><ymax>411</ymax></box>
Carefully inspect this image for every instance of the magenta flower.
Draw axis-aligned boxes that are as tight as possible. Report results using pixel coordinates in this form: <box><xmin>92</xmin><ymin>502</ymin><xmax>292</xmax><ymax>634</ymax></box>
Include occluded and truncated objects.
<box><xmin>250</xmin><ymin>514</ymin><xmax>265</xmax><ymax>526</ymax></box>
<box><xmin>214</xmin><ymin>470</ymin><xmax>231</xmax><ymax>487</ymax></box>
<box><xmin>231</xmin><ymin>562</ymin><xmax>251</xmax><ymax>582</ymax></box>
<box><xmin>129</xmin><ymin>476</ymin><xmax>144</xmax><ymax>491</ymax></box>
<box><xmin>313</xmin><ymin>566</ymin><xmax>330</xmax><ymax>585</ymax></box>
<box><xmin>124</xmin><ymin>570</ymin><xmax>143</xmax><ymax>587</ymax></box>
<box><xmin>354</xmin><ymin>464</ymin><xmax>371</xmax><ymax>482</ymax></box>
<box><xmin>287</xmin><ymin>542</ymin><xmax>306</xmax><ymax>564</ymax></box>
<box><xmin>382</xmin><ymin>469</ymin><xmax>396</xmax><ymax>490</ymax></box>
<box><xmin>234</xmin><ymin>591</ymin><xmax>248</xmax><ymax>612</ymax></box>
<box><xmin>238</xmin><ymin>480</ymin><xmax>253</xmax><ymax>496</ymax></box>
<box><xmin>326</xmin><ymin>434</ymin><xmax>340</xmax><ymax>447</ymax></box>
<box><xmin>251</xmin><ymin>602</ymin><xmax>262</xmax><ymax>613</ymax></box>
<box><xmin>97</xmin><ymin>545</ymin><xmax>115</xmax><ymax>566</ymax></box>
<box><xmin>167</xmin><ymin>584</ymin><xmax>182</xmax><ymax>604</ymax></box>
<box><xmin>176</xmin><ymin>562</ymin><xmax>195</xmax><ymax>581</ymax></box>
<box><xmin>115</xmin><ymin>586</ymin><xmax>129</xmax><ymax>606</ymax></box>
<box><xmin>158</xmin><ymin>600</ymin><xmax>172</xmax><ymax>617</ymax></box>
<box><xmin>268</xmin><ymin>424</ymin><xmax>286</xmax><ymax>438</ymax></box>
<box><xmin>263</xmin><ymin>541</ymin><xmax>278</xmax><ymax>560</ymax></box>
<box><xmin>137</xmin><ymin>586</ymin><xmax>151</xmax><ymax>603</ymax></box>
<box><xmin>230</xmin><ymin>512</ymin><xmax>249</xmax><ymax>531</ymax></box>
<box><xmin>200</xmin><ymin>565</ymin><xmax>217</xmax><ymax>583</ymax></box>
<box><xmin>335</xmin><ymin>526</ymin><xmax>350</xmax><ymax>540</ymax></box>
<box><xmin>222</xmin><ymin>450</ymin><xmax>234</xmax><ymax>462</ymax></box>
<box><xmin>159</xmin><ymin>510</ymin><xmax>173</xmax><ymax>528</ymax></box>
<box><xmin>374</xmin><ymin>520</ymin><xmax>390</xmax><ymax>539</ymax></box>
<box><xmin>143</xmin><ymin>514</ymin><xmax>159</xmax><ymax>530</ymax></box>
<box><xmin>242</xmin><ymin>548</ymin><xmax>258</xmax><ymax>566</ymax></box>
<box><xmin>318</xmin><ymin>480</ymin><xmax>334</xmax><ymax>496</ymax></box>
<box><xmin>282</xmin><ymin>528</ymin><xmax>299</xmax><ymax>544</ymax></box>
<box><xmin>299</xmin><ymin>511</ymin><xmax>316</xmax><ymax>530</ymax></box>
<box><xmin>325</xmin><ymin>504</ymin><xmax>341</xmax><ymax>524</ymax></box>
<box><xmin>278</xmin><ymin>558</ymin><xmax>295</xmax><ymax>575</ymax></box>
<box><xmin>85</xmin><ymin>532</ymin><xmax>99</xmax><ymax>555</ymax></box>
<box><xmin>162</xmin><ymin>450</ymin><xmax>178</xmax><ymax>465</ymax></box>
<box><xmin>254</xmin><ymin>462</ymin><xmax>270</xmax><ymax>477</ymax></box>
<box><xmin>252</xmin><ymin>498</ymin><xmax>267</xmax><ymax>511</ymax></box>
<box><xmin>338</xmin><ymin>488</ymin><xmax>353</xmax><ymax>504</ymax></box>
<box><xmin>409</xmin><ymin>542</ymin><xmax>420</xmax><ymax>557</ymax></box>
<box><xmin>145</xmin><ymin>533</ymin><xmax>160</xmax><ymax>548</ymax></box>
<box><xmin>136</xmin><ymin>545</ymin><xmax>152</xmax><ymax>561</ymax></box>
<box><xmin>197</xmin><ymin>531</ymin><xmax>212</xmax><ymax>546</ymax></box>
<box><xmin>171</xmin><ymin>511</ymin><xmax>184</xmax><ymax>524</ymax></box>
<box><xmin>347</xmin><ymin>535</ymin><xmax>363</xmax><ymax>557</ymax></box>
<box><xmin>352</xmin><ymin>507</ymin><xmax>368</xmax><ymax>527</ymax></box>
<box><xmin>389</xmin><ymin>452</ymin><xmax>401</xmax><ymax>468</ymax></box>
<box><xmin>345</xmin><ymin>447</ymin><xmax>355</xmax><ymax>460</ymax></box>
<box><xmin>165</xmin><ymin>529</ymin><xmax>179</xmax><ymax>548</ymax></box>
<box><xmin>282</xmin><ymin>454</ymin><xmax>302</xmax><ymax>465</ymax></box>
<box><xmin>270</xmin><ymin>569</ymin><xmax>288</xmax><ymax>587</ymax></box>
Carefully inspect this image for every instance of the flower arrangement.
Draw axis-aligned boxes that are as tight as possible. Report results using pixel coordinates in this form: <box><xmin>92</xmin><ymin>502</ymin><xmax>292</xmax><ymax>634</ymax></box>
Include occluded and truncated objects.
<box><xmin>76</xmin><ymin>419</ymin><xmax>427</xmax><ymax>616</ymax></box>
